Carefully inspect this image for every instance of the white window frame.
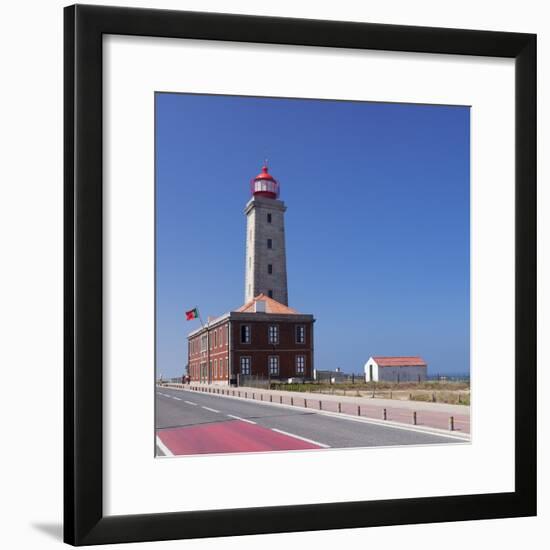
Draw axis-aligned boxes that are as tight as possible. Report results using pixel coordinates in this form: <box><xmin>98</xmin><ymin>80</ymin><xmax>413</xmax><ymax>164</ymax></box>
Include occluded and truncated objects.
<box><xmin>240</xmin><ymin>356</ymin><xmax>251</xmax><ymax>375</ymax></box>
<box><xmin>296</xmin><ymin>355</ymin><xmax>305</xmax><ymax>375</ymax></box>
<box><xmin>240</xmin><ymin>324</ymin><xmax>251</xmax><ymax>344</ymax></box>
<box><xmin>268</xmin><ymin>324</ymin><xmax>279</xmax><ymax>344</ymax></box>
<box><xmin>268</xmin><ymin>355</ymin><xmax>280</xmax><ymax>376</ymax></box>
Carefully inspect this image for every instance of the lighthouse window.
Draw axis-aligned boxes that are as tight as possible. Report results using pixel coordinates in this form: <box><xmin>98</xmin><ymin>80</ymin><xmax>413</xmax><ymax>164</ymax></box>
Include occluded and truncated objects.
<box><xmin>267</xmin><ymin>213</ymin><xmax>272</xmax><ymax>223</ymax></box>
<box><xmin>268</xmin><ymin>264</ymin><xmax>273</xmax><ymax>274</ymax></box>
<box><xmin>240</xmin><ymin>357</ymin><xmax>251</xmax><ymax>375</ymax></box>
<box><xmin>268</xmin><ymin>356</ymin><xmax>279</xmax><ymax>376</ymax></box>
<box><xmin>240</xmin><ymin>324</ymin><xmax>251</xmax><ymax>344</ymax></box>
<box><xmin>267</xmin><ymin>238</ymin><xmax>273</xmax><ymax>249</ymax></box>
<box><xmin>268</xmin><ymin>324</ymin><xmax>279</xmax><ymax>344</ymax></box>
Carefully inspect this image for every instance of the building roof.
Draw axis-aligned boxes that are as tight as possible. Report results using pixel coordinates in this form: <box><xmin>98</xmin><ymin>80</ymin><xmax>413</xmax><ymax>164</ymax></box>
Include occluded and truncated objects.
<box><xmin>234</xmin><ymin>293</ymin><xmax>299</xmax><ymax>315</ymax></box>
<box><xmin>372</xmin><ymin>356</ymin><xmax>427</xmax><ymax>367</ymax></box>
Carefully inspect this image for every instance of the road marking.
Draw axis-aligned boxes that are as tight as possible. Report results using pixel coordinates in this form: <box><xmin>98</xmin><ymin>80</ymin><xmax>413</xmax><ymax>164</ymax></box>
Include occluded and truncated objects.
<box><xmin>227</xmin><ymin>414</ymin><xmax>256</xmax><ymax>424</ymax></box>
<box><xmin>202</xmin><ymin>406</ymin><xmax>220</xmax><ymax>413</ymax></box>
<box><xmin>183</xmin><ymin>388</ymin><xmax>470</xmax><ymax>441</ymax></box>
<box><xmin>270</xmin><ymin>428</ymin><xmax>329</xmax><ymax>448</ymax></box>
<box><xmin>156</xmin><ymin>435</ymin><xmax>174</xmax><ymax>457</ymax></box>
<box><xmin>172</xmin><ymin>396</ymin><xmax>181</xmax><ymax>401</ymax></box>
<box><xmin>184</xmin><ymin>401</ymin><xmax>197</xmax><ymax>406</ymax></box>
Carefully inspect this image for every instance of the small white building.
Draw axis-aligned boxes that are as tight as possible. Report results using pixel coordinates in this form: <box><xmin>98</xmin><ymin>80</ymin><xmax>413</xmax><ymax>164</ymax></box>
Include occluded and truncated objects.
<box><xmin>364</xmin><ymin>356</ymin><xmax>427</xmax><ymax>383</ymax></box>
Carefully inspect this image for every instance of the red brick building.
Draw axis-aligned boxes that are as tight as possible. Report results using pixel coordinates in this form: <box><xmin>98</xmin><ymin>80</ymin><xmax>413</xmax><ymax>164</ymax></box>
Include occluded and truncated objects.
<box><xmin>188</xmin><ymin>294</ymin><xmax>315</xmax><ymax>385</ymax></box>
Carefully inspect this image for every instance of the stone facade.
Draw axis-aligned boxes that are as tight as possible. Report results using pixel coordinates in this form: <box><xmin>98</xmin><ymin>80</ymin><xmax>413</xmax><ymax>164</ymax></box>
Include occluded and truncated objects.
<box><xmin>244</xmin><ymin>195</ymin><xmax>288</xmax><ymax>305</ymax></box>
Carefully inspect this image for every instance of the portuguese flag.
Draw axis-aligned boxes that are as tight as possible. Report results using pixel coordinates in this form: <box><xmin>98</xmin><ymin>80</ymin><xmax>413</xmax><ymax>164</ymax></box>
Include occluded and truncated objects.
<box><xmin>185</xmin><ymin>307</ymin><xmax>199</xmax><ymax>321</ymax></box>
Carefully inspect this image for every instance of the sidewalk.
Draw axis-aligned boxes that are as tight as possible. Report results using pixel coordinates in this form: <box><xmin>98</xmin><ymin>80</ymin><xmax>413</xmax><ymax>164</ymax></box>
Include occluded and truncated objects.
<box><xmin>164</xmin><ymin>383</ymin><xmax>470</xmax><ymax>435</ymax></box>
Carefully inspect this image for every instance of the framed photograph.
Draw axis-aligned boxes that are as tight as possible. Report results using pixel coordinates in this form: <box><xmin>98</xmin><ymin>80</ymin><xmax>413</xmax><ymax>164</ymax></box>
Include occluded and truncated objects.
<box><xmin>64</xmin><ymin>4</ymin><xmax>536</xmax><ymax>545</ymax></box>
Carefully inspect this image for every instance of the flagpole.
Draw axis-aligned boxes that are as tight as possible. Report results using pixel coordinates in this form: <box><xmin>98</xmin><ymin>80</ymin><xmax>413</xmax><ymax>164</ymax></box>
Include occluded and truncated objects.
<box><xmin>195</xmin><ymin>306</ymin><xmax>205</xmax><ymax>329</ymax></box>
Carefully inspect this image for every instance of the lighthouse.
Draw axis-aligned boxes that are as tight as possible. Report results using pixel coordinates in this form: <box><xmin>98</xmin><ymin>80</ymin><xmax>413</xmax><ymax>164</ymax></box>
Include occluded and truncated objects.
<box><xmin>187</xmin><ymin>162</ymin><xmax>315</xmax><ymax>385</ymax></box>
<box><xmin>244</xmin><ymin>164</ymin><xmax>289</xmax><ymax>305</ymax></box>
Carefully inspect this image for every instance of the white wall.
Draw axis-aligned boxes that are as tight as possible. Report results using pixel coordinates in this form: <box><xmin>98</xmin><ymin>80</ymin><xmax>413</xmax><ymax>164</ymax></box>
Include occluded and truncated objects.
<box><xmin>1</xmin><ymin>1</ymin><xmax>547</xmax><ymax>550</ymax></box>
<box><xmin>364</xmin><ymin>358</ymin><xmax>379</xmax><ymax>381</ymax></box>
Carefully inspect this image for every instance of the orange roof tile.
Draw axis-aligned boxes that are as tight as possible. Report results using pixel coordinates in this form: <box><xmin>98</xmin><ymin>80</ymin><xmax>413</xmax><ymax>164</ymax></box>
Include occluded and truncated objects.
<box><xmin>235</xmin><ymin>294</ymin><xmax>299</xmax><ymax>315</ymax></box>
<box><xmin>373</xmin><ymin>356</ymin><xmax>427</xmax><ymax>367</ymax></box>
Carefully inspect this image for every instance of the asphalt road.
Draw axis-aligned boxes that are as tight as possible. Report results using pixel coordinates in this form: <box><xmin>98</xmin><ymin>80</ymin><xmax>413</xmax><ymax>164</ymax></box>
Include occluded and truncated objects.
<box><xmin>156</xmin><ymin>387</ymin><xmax>466</xmax><ymax>456</ymax></box>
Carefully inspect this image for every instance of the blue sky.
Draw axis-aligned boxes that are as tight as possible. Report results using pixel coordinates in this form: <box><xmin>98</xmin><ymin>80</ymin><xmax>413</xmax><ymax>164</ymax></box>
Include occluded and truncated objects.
<box><xmin>155</xmin><ymin>93</ymin><xmax>470</xmax><ymax>379</ymax></box>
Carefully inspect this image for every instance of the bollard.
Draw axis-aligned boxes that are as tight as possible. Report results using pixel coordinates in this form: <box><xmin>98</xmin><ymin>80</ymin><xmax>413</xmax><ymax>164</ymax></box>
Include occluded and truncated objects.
<box><xmin>338</xmin><ymin>402</ymin><xmax>341</xmax><ymax>413</ymax></box>
<box><xmin>238</xmin><ymin>391</ymin><xmax>241</xmax><ymax>397</ymax></box>
<box><xmin>357</xmin><ymin>405</ymin><xmax>361</xmax><ymax>416</ymax></box>
<box><xmin>413</xmin><ymin>411</ymin><xmax>417</xmax><ymax>425</ymax></box>
<box><xmin>304</xmin><ymin>399</ymin><xmax>307</xmax><ymax>408</ymax></box>
<box><xmin>291</xmin><ymin>397</ymin><xmax>294</xmax><ymax>406</ymax></box>
<box><xmin>270</xmin><ymin>395</ymin><xmax>273</xmax><ymax>403</ymax></box>
<box><xmin>383</xmin><ymin>408</ymin><xmax>387</xmax><ymax>420</ymax></box>
<box><xmin>280</xmin><ymin>396</ymin><xmax>283</xmax><ymax>404</ymax></box>
<box><xmin>245</xmin><ymin>392</ymin><xmax>248</xmax><ymax>399</ymax></box>
<box><xmin>319</xmin><ymin>400</ymin><xmax>322</xmax><ymax>410</ymax></box>
<box><xmin>449</xmin><ymin>416</ymin><xmax>455</xmax><ymax>431</ymax></box>
<box><xmin>260</xmin><ymin>394</ymin><xmax>263</xmax><ymax>401</ymax></box>
<box><xmin>252</xmin><ymin>393</ymin><xmax>255</xmax><ymax>400</ymax></box>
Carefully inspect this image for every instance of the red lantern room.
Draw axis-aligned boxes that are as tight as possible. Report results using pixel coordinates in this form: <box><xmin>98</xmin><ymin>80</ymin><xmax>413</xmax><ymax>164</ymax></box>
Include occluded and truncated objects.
<box><xmin>250</xmin><ymin>164</ymin><xmax>279</xmax><ymax>199</ymax></box>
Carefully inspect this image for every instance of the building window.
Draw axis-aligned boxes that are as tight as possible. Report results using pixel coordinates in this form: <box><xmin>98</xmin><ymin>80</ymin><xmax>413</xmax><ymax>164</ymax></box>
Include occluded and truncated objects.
<box><xmin>240</xmin><ymin>356</ymin><xmax>251</xmax><ymax>375</ymax></box>
<box><xmin>268</xmin><ymin>264</ymin><xmax>273</xmax><ymax>274</ymax></box>
<box><xmin>267</xmin><ymin>238</ymin><xmax>272</xmax><ymax>249</ymax></box>
<box><xmin>269</xmin><ymin>356</ymin><xmax>279</xmax><ymax>376</ymax></box>
<box><xmin>267</xmin><ymin>213</ymin><xmax>272</xmax><ymax>223</ymax></box>
<box><xmin>296</xmin><ymin>325</ymin><xmax>305</xmax><ymax>344</ymax></box>
<box><xmin>214</xmin><ymin>330</ymin><xmax>217</xmax><ymax>348</ymax></box>
<box><xmin>214</xmin><ymin>359</ymin><xmax>218</xmax><ymax>378</ymax></box>
<box><xmin>268</xmin><ymin>324</ymin><xmax>279</xmax><ymax>344</ymax></box>
<box><xmin>296</xmin><ymin>355</ymin><xmax>305</xmax><ymax>375</ymax></box>
<box><xmin>268</xmin><ymin>289</ymin><xmax>273</xmax><ymax>298</ymax></box>
<box><xmin>201</xmin><ymin>334</ymin><xmax>207</xmax><ymax>352</ymax></box>
<box><xmin>240</xmin><ymin>324</ymin><xmax>251</xmax><ymax>344</ymax></box>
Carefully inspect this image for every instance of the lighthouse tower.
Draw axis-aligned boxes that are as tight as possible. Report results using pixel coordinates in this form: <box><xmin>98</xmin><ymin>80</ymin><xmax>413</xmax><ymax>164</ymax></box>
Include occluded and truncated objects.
<box><xmin>244</xmin><ymin>163</ymin><xmax>288</xmax><ymax>305</ymax></box>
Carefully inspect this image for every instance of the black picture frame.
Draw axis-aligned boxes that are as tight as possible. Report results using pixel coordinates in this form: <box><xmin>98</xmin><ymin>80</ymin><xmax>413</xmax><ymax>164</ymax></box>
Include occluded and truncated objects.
<box><xmin>64</xmin><ymin>4</ymin><xmax>537</xmax><ymax>546</ymax></box>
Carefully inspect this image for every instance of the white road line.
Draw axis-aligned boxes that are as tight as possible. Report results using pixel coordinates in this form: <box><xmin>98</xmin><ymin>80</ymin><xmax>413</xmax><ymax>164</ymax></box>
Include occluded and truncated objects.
<box><xmin>271</xmin><ymin>428</ymin><xmax>330</xmax><ymax>448</ymax></box>
<box><xmin>171</xmin><ymin>396</ymin><xmax>181</xmax><ymax>401</ymax></box>
<box><xmin>156</xmin><ymin>435</ymin><xmax>174</xmax><ymax>457</ymax></box>
<box><xmin>184</xmin><ymin>389</ymin><xmax>470</xmax><ymax>441</ymax></box>
<box><xmin>227</xmin><ymin>414</ymin><xmax>256</xmax><ymax>424</ymax></box>
<box><xmin>184</xmin><ymin>400</ymin><xmax>197</xmax><ymax>406</ymax></box>
<box><xmin>202</xmin><ymin>406</ymin><xmax>220</xmax><ymax>413</ymax></box>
